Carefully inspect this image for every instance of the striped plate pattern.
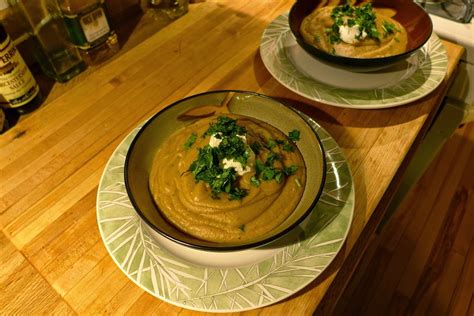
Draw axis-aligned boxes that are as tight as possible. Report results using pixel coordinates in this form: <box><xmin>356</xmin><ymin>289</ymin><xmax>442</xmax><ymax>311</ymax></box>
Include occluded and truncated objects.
<box><xmin>96</xmin><ymin>114</ymin><xmax>354</xmax><ymax>312</ymax></box>
<box><xmin>260</xmin><ymin>14</ymin><xmax>448</xmax><ymax>109</ymax></box>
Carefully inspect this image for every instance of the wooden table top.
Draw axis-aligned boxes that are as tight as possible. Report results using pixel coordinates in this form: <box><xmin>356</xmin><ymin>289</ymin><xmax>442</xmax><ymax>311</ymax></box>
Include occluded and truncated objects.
<box><xmin>0</xmin><ymin>1</ymin><xmax>465</xmax><ymax>315</ymax></box>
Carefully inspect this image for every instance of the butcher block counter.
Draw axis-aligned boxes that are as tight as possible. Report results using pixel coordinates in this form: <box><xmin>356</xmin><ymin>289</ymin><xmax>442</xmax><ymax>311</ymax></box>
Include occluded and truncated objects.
<box><xmin>0</xmin><ymin>0</ymin><xmax>465</xmax><ymax>315</ymax></box>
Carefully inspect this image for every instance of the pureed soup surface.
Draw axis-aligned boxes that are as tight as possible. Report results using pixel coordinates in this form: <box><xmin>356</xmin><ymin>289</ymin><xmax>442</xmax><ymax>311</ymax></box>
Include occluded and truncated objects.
<box><xmin>300</xmin><ymin>3</ymin><xmax>408</xmax><ymax>58</ymax></box>
<box><xmin>149</xmin><ymin>114</ymin><xmax>306</xmax><ymax>243</ymax></box>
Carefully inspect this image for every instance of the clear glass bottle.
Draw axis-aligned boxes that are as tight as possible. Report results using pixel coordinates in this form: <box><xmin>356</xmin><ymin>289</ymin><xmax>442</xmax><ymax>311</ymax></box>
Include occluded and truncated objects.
<box><xmin>140</xmin><ymin>0</ymin><xmax>188</xmax><ymax>21</ymax></box>
<box><xmin>0</xmin><ymin>22</ymin><xmax>42</xmax><ymax>114</ymax></box>
<box><xmin>56</xmin><ymin>0</ymin><xmax>119</xmax><ymax>65</ymax></box>
<box><xmin>13</xmin><ymin>0</ymin><xmax>87</xmax><ymax>83</ymax></box>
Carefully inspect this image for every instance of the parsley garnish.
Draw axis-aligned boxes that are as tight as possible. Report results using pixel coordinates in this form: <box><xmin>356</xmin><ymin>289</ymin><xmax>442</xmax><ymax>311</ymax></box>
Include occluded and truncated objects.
<box><xmin>282</xmin><ymin>141</ymin><xmax>294</xmax><ymax>152</ymax></box>
<box><xmin>250</xmin><ymin>176</ymin><xmax>260</xmax><ymax>187</ymax></box>
<box><xmin>205</xmin><ymin>116</ymin><xmax>246</xmax><ymax>138</ymax></box>
<box><xmin>188</xmin><ymin>145</ymin><xmax>248</xmax><ymax>200</ymax></box>
<box><xmin>187</xmin><ymin>117</ymin><xmax>302</xmax><ymax>199</ymax></box>
<box><xmin>284</xmin><ymin>165</ymin><xmax>298</xmax><ymax>176</ymax></box>
<box><xmin>382</xmin><ymin>20</ymin><xmax>399</xmax><ymax>37</ymax></box>
<box><xmin>254</xmin><ymin>154</ymin><xmax>297</xmax><ymax>184</ymax></box>
<box><xmin>328</xmin><ymin>3</ymin><xmax>381</xmax><ymax>44</ymax></box>
<box><xmin>267</xmin><ymin>139</ymin><xmax>278</xmax><ymax>149</ymax></box>
<box><xmin>288</xmin><ymin>129</ymin><xmax>300</xmax><ymax>141</ymax></box>
<box><xmin>183</xmin><ymin>133</ymin><xmax>197</xmax><ymax>149</ymax></box>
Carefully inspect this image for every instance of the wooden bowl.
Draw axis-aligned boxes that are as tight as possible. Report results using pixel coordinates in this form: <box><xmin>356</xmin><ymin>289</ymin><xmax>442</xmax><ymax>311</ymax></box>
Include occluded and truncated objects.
<box><xmin>124</xmin><ymin>90</ymin><xmax>326</xmax><ymax>251</ymax></box>
<box><xmin>289</xmin><ymin>0</ymin><xmax>433</xmax><ymax>70</ymax></box>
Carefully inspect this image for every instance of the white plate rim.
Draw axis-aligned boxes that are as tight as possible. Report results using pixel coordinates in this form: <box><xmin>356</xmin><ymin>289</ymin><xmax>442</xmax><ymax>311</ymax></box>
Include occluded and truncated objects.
<box><xmin>260</xmin><ymin>13</ymin><xmax>449</xmax><ymax>109</ymax></box>
<box><xmin>96</xmin><ymin>114</ymin><xmax>354</xmax><ymax>313</ymax></box>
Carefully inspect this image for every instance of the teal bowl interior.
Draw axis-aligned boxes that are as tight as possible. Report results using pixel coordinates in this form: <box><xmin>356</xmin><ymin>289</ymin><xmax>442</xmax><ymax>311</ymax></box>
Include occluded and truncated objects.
<box><xmin>124</xmin><ymin>90</ymin><xmax>326</xmax><ymax>251</ymax></box>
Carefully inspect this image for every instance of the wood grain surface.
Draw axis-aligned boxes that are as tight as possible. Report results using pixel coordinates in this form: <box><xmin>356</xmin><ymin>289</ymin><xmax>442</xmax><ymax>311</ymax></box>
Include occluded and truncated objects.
<box><xmin>0</xmin><ymin>1</ymin><xmax>465</xmax><ymax>314</ymax></box>
<box><xmin>336</xmin><ymin>122</ymin><xmax>474</xmax><ymax>316</ymax></box>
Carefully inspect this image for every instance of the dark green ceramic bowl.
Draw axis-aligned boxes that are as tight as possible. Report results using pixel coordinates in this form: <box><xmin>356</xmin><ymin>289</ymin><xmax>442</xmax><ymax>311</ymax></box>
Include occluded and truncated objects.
<box><xmin>289</xmin><ymin>0</ymin><xmax>433</xmax><ymax>70</ymax></box>
<box><xmin>124</xmin><ymin>90</ymin><xmax>326</xmax><ymax>251</ymax></box>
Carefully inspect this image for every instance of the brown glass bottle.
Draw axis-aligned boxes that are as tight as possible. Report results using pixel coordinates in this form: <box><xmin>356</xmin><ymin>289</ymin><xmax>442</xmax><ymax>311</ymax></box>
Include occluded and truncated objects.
<box><xmin>0</xmin><ymin>23</ymin><xmax>42</xmax><ymax>114</ymax></box>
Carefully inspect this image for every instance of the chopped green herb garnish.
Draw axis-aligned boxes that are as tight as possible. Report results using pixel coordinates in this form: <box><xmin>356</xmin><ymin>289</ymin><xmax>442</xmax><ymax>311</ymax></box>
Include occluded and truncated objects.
<box><xmin>205</xmin><ymin>116</ymin><xmax>246</xmax><ymax>137</ymax></box>
<box><xmin>250</xmin><ymin>176</ymin><xmax>260</xmax><ymax>187</ymax></box>
<box><xmin>188</xmin><ymin>116</ymin><xmax>302</xmax><ymax>199</ymax></box>
<box><xmin>189</xmin><ymin>149</ymin><xmax>249</xmax><ymax>200</ymax></box>
<box><xmin>229</xmin><ymin>187</ymin><xmax>248</xmax><ymax>200</ymax></box>
<box><xmin>382</xmin><ymin>20</ymin><xmax>399</xmax><ymax>37</ymax></box>
<box><xmin>284</xmin><ymin>165</ymin><xmax>298</xmax><ymax>176</ymax></box>
<box><xmin>274</xmin><ymin>171</ymin><xmax>284</xmax><ymax>183</ymax></box>
<box><xmin>239</xmin><ymin>224</ymin><xmax>246</xmax><ymax>232</ymax></box>
<box><xmin>288</xmin><ymin>129</ymin><xmax>300</xmax><ymax>141</ymax></box>
<box><xmin>183</xmin><ymin>133</ymin><xmax>197</xmax><ymax>149</ymax></box>
<box><xmin>328</xmin><ymin>3</ymin><xmax>381</xmax><ymax>45</ymax></box>
<box><xmin>282</xmin><ymin>141</ymin><xmax>294</xmax><ymax>152</ymax></box>
<box><xmin>295</xmin><ymin>178</ymin><xmax>302</xmax><ymax>188</ymax></box>
<box><xmin>314</xmin><ymin>35</ymin><xmax>321</xmax><ymax>43</ymax></box>
<box><xmin>188</xmin><ymin>116</ymin><xmax>252</xmax><ymax>200</ymax></box>
<box><xmin>267</xmin><ymin>139</ymin><xmax>277</xmax><ymax>149</ymax></box>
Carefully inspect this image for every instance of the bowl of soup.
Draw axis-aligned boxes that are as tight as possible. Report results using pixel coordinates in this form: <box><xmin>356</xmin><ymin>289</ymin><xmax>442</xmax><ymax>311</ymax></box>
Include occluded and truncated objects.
<box><xmin>124</xmin><ymin>90</ymin><xmax>326</xmax><ymax>251</ymax></box>
<box><xmin>289</xmin><ymin>0</ymin><xmax>432</xmax><ymax>69</ymax></box>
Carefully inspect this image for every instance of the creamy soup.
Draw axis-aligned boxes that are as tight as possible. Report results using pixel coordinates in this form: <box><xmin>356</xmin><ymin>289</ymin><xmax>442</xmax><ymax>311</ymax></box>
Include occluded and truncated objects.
<box><xmin>149</xmin><ymin>115</ymin><xmax>306</xmax><ymax>243</ymax></box>
<box><xmin>300</xmin><ymin>3</ymin><xmax>408</xmax><ymax>58</ymax></box>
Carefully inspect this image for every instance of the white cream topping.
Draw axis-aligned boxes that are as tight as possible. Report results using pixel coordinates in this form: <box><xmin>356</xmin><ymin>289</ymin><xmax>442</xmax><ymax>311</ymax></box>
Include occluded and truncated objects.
<box><xmin>222</xmin><ymin>158</ymin><xmax>251</xmax><ymax>176</ymax></box>
<box><xmin>209</xmin><ymin>133</ymin><xmax>222</xmax><ymax>148</ymax></box>
<box><xmin>339</xmin><ymin>24</ymin><xmax>367</xmax><ymax>44</ymax></box>
<box><xmin>209</xmin><ymin>133</ymin><xmax>251</xmax><ymax>175</ymax></box>
<box><xmin>209</xmin><ymin>133</ymin><xmax>247</xmax><ymax>148</ymax></box>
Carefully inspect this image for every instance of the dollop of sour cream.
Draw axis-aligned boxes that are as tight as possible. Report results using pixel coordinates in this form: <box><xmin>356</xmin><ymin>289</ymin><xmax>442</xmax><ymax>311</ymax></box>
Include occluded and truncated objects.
<box><xmin>209</xmin><ymin>133</ymin><xmax>223</xmax><ymax>148</ymax></box>
<box><xmin>339</xmin><ymin>24</ymin><xmax>367</xmax><ymax>44</ymax></box>
<box><xmin>209</xmin><ymin>133</ymin><xmax>251</xmax><ymax>176</ymax></box>
<box><xmin>222</xmin><ymin>158</ymin><xmax>251</xmax><ymax>176</ymax></box>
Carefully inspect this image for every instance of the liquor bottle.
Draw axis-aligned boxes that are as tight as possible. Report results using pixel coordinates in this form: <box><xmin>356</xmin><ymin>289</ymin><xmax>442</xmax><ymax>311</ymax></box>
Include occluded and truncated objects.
<box><xmin>0</xmin><ymin>22</ymin><xmax>42</xmax><ymax>114</ymax></box>
<box><xmin>14</xmin><ymin>0</ymin><xmax>87</xmax><ymax>83</ymax></box>
<box><xmin>57</xmin><ymin>0</ymin><xmax>119</xmax><ymax>65</ymax></box>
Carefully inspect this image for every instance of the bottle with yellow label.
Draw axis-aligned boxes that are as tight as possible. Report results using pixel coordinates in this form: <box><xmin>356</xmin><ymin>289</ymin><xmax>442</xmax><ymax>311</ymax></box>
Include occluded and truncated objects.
<box><xmin>0</xmin><ymin>22</ymin><xmax>42</xmax><ymax>114</ymax></box>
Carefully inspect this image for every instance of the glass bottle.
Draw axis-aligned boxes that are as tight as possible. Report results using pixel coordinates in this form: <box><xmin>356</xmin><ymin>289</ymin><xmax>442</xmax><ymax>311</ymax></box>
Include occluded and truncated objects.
<box><xmin>140</xmin><ymin>0</ymin><xmax>188</xmax><ymax>21</ymax></box>
<box><xmin>0</xmin><ymin>22</ymin><xmax>42</xmax><ymax>114</ymax></box>
<box><xmin>56</xmin><ymin>0</ymin><xmax>119</xmax><ymax>65</ymax></box>
<box><xmin>13</xmin><ymin>0</ymin><xmax>87</xmax><ymax>83</ymax></box>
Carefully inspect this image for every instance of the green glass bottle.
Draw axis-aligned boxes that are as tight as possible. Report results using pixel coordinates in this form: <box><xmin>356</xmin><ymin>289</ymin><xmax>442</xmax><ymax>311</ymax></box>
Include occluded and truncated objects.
<box><xmin>57</xmin><ymin>0</ymin><xmax>119</xmax><ymax>65</ymax></box>
<box><xmin>0</xmin><ymin>23</ymin><xmax>42</xmax><ymax>114</ymax></box>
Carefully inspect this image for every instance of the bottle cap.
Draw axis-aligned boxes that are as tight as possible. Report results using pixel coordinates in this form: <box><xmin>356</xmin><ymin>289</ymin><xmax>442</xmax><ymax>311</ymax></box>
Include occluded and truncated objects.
<box><xmin>0</xmin><ymin>0</ymin><xmax>9</xmax><ymax>11</ymax></box>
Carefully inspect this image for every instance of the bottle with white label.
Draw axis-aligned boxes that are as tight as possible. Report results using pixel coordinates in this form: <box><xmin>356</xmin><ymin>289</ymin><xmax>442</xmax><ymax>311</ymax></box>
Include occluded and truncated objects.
<box><xmin>57</xmin><ymin>0</ymin><xmax>119</xmax><ymax>65</ymax></box>
<box><xmin>0</xmin><ymin>23</ymin><xmax>42</xmax><ymax>114</ymax></box>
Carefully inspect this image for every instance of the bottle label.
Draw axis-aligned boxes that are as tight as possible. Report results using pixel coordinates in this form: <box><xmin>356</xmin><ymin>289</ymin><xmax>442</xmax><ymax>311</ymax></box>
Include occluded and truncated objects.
<box><xmin>80</xmin><ymin>7</ymin><xmax>110</xmax><ymax>43</ymax></box>
<box><xmin>0</xmin><ymin>35</ymin><xmax>39</xmax><ymax>108</ymax></box>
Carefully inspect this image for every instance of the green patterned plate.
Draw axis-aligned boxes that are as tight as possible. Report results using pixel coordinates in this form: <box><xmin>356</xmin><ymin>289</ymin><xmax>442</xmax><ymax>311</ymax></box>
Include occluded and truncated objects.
<box><xmin>96</xmin><ymin>113</ymin><xmax>354</xmax><ymax>312</ymax></box>
<box><xmin>260</xmin><ymin>14</ymin><xmax>448</xmax><ymax>109</ymax></box>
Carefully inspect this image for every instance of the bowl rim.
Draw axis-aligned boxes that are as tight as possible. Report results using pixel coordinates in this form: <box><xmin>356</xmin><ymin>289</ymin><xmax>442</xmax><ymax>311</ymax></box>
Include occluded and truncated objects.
<box><xmin>288</xmin><ymin>0</ymin><xmax>433</xmax><ymax>66</ymax></box>
<box><xmin>124</xmin><ymin>89</ymin><xmax>327</xmax><ymax>252</ymax></box>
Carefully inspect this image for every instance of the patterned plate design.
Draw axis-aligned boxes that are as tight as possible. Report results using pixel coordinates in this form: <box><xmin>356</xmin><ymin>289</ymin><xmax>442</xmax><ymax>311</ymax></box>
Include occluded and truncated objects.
<box><xmin>96</xmin><ymin>113</ymin><xmax>354</xmax><ymax>312</ymax></box>
<box><xmin>260</xmin><ymin>14</ymin><xmax>448</xmax><ymax>109</ymax></box>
